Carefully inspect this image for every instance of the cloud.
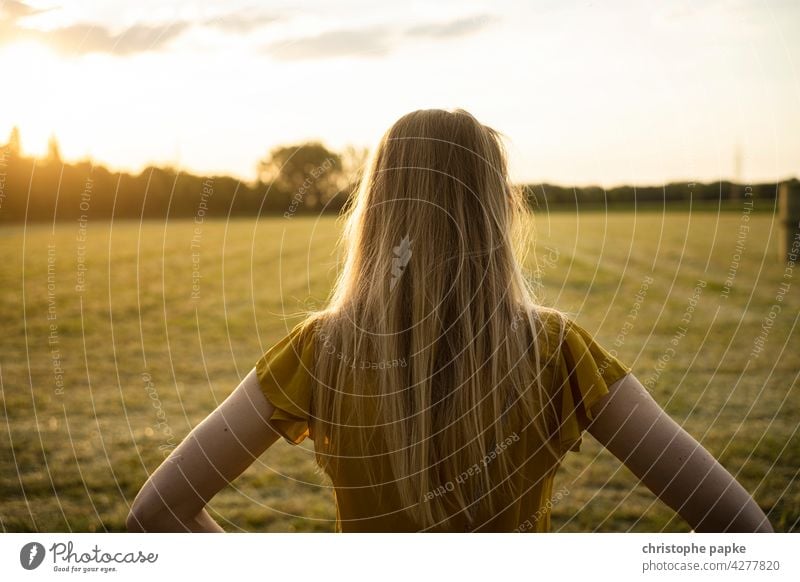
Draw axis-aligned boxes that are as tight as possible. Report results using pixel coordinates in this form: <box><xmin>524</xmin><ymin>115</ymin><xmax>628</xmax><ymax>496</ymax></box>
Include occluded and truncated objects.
<box><xmin>405</xmin><ymin>14</ymin><xmax>495</xmax><ymax>39</ymax></box>
<box><xmin>266</xmin><ymin>14</ymin><xmax>495</xmax><ymax>61</ymax></box>
<box><xmin>268</xmin><ymin>26</ymin><xmax>393</xmax><ymax>61</ymax></box>
<box><xmin>0</xmin><ymin>0</ymin><xmax>48</xmax><ymax>20</ymax></box>
<box><xmin>204</xmin><ymin>13</ymin><xmax>279</xmax><ymax>34</ymax></box>
<box><xmin>46</xmin><ymin>22</ymin><xmax>188</xmax><ymax>55</ymax></box>
<box><xmin>0</xmin><ymin>2</ymin><xmax>279</xmax><ymax>55</ymax></box>
<box><xmin>0</xmin><ymin>0</ymin><xmax>51</xmax><ymax>41</ymax></box>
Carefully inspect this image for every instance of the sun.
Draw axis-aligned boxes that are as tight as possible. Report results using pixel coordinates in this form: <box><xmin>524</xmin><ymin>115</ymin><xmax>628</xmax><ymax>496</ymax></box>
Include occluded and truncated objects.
<box><xmin>0</xmin><ymin>39</ymin><xmax>70</xmax><ymax>157</ymax></box>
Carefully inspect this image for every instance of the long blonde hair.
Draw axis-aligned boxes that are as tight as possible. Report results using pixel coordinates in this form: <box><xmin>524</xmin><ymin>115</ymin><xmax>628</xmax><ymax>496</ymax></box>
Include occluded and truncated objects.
<box><xmin>305</xmin><ymin>108</ymin><xmax>563</xmax><ymax>529</ymax></box>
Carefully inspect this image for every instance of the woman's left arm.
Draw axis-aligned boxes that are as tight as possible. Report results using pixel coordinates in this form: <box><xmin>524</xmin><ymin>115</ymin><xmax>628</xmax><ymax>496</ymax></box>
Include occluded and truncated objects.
<box><xmin>126</xmin><ymin>368</ymin><xmax>281</xmax><ymax>532</ymax></box>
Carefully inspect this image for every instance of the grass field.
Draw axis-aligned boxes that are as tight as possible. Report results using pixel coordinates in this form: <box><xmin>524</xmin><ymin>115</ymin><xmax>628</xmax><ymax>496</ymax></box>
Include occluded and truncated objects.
<box><xmin>1</xmin><ymin>209</ymin><xmax>798</xmax><ymax>532</ymax></box>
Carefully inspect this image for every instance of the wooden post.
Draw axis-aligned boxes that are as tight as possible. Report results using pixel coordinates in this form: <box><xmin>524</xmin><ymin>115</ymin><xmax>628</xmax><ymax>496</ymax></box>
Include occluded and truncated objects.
<box><xmin>778</xmin><ymin>182</ymin><xmax>800</xmax><ymax>262</ymax></box>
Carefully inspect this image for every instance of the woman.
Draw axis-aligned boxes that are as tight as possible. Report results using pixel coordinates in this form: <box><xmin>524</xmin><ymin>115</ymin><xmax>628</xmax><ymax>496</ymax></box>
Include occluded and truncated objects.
<box><xmin>127</xmin><ymin>109</ymin><xmax>772</xmax><ymax>533</ymax></box>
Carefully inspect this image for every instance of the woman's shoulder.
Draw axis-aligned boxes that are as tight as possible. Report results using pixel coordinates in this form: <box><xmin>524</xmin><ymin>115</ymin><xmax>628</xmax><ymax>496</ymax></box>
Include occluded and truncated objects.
<box><xmin>253</xmin><ymin>318</ymin><xmax>321</xmax><ymax>445</ymax></box>
<box><xmin>528</xmin><ymin>307</ymin><xmax>632</xmax><ymax>453</ymax></box>
<box><xmin>527</xmin><ymin>307</ymin><xmax>571</xmax><ymax>353</ymax></box>
<box><xmin>254</xmin><ymin>318</ymin><xmax>320</xmax><ymax>384</ymax></box>
<box><xmin>268</xmin><ymin>317</ymin><xmax>320</xmax><ymax>350</ymax></box>
<box><xmin>529</xmin><ymin>307</ymin><xmax>630</xmax><ymax>380</ymax></box>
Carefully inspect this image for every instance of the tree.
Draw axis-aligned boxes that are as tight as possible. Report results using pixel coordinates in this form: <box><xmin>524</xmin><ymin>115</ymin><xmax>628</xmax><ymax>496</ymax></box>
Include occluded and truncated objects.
<box><xmin>5</xmin><ymin>126</ymin><xmax>21</xmax><ymax>157</ymax></box>
<box><xmin>257</xmin><ymin>142</ymin><xmax>343</xmax><ymax>211</ymax></box>
<box><xmin>46</xmin><ymin>134</ymin><xmax>62</xmax><ymax>163</ymax></box>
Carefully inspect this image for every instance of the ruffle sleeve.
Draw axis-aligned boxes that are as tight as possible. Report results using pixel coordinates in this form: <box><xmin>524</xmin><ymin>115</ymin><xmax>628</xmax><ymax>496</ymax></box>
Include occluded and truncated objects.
<box><xmin>553</xmin><ymin>316</ymin><xmax>632</xmax><ymax>454</ymax></box>
<box><xmin>254</xmin><ymin>321</ymin><xmax>316</xmax><ymax>445</ymax></box>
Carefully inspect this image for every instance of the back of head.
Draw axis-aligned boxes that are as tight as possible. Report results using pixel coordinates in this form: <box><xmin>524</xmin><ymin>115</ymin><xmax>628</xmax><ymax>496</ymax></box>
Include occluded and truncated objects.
<box><xmin>310</xmin><ymin>108</ymin><xmax>560</xmax><ymax>529</ymax></box>
<box><xmin>336</xmin><ymin>108</ymin><xmax>522</xmax><ymax>308</ymax></box>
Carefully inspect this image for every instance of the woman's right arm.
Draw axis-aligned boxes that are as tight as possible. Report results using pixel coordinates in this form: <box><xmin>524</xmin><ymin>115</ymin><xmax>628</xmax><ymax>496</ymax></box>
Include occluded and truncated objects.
<box><xmin>587</xmin><ymin>373</ymin><xmax>773</xmax><ymax>532</ymax></box>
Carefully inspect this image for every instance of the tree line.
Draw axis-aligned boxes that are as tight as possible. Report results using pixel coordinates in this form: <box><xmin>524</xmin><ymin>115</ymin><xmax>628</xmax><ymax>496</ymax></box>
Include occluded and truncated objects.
<box><xmin>0</xmin><ymin>128</ymin><xmax>789</xmax><ymax>224</ymax></box>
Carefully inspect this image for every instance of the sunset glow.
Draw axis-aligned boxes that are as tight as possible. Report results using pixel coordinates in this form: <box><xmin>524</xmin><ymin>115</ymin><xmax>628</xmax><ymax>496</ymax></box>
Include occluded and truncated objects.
<box><xmin>1</xmin><ymin>0</ymin><xmax>798</xmax><ymax>186</ymax></box>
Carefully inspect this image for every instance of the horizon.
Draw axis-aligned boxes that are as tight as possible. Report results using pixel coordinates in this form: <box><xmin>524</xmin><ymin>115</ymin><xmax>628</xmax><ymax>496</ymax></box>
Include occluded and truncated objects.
<box><xmin>1</xmin><ymin>0</ymin><xmax>799</xmax><ymax>188</ymax></box>
<box><xmin>4</xmin><ymin>138</ymin><xmax>798</xmax><ymax>191</ymax></box>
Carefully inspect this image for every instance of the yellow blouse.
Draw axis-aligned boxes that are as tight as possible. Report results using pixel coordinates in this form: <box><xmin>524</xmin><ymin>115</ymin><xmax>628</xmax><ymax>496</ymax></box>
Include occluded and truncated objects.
<box><xmin>254</xmin><ymin>312</ymin><xmax>631</xmax><ymax>532</ymax></box>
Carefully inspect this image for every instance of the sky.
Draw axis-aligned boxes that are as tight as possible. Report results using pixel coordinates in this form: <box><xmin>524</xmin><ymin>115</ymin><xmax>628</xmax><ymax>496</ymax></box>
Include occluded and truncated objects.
<box><xmin>1</xmin><ymin>0</ymin><xmax>798</xmax><ymax>187</ymax></box>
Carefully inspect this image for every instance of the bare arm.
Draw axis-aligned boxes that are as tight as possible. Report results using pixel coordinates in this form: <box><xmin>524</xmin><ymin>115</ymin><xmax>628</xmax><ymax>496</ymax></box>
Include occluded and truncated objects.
<box><xmin>126</xmin><ymin>368</ymin><xmax>281</xmax><ymax>532</ymax></box>
<box><xmin>587</xmin><ymin>373</ymin><xmax>773</xmax><ymax>532</ymax></box>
